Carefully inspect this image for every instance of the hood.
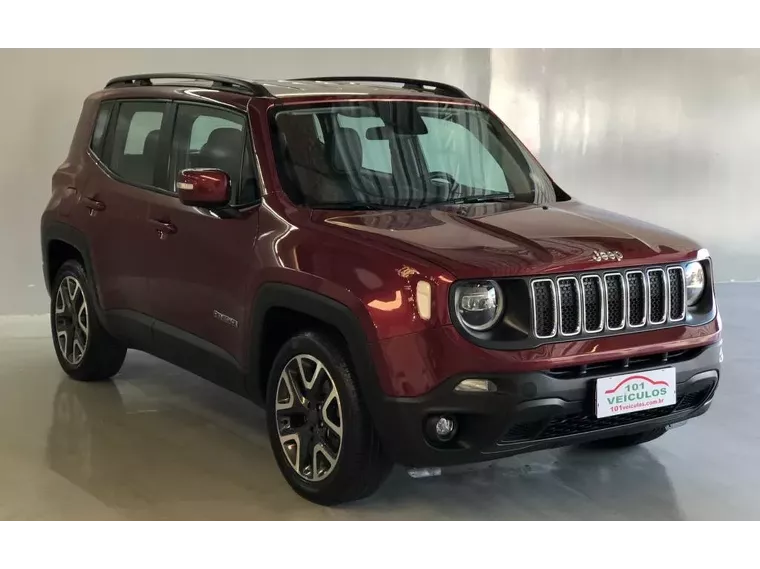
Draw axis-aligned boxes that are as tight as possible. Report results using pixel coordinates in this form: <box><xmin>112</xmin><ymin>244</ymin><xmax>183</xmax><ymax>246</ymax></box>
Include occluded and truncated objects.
<box><xmin>314</xmin><ymin>200</ymin><xmax>702</xmax><ymax>279</ymax></box>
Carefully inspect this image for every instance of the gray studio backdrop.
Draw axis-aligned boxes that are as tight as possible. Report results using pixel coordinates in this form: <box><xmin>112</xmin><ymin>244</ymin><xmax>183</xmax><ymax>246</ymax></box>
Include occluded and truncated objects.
<box><xmin>1</xmin><ymin>49</ymin><xmax>757</xmax><ymax>316</ymax></box>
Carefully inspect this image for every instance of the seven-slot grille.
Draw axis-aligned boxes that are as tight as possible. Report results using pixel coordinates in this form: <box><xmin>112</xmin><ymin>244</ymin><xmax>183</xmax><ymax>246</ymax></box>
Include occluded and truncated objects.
<box><xmin>531</xmin><ymin>265</ymin><xmax>686</xmax><ymax>339</ymax></box>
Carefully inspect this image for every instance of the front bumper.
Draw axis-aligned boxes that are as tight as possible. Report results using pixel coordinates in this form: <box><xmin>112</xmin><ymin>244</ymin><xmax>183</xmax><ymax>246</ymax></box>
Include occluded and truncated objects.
<box><xmin>372</xmin><ymin>341</ymin><xmax>721</xmax><ymax>467</ymax></box>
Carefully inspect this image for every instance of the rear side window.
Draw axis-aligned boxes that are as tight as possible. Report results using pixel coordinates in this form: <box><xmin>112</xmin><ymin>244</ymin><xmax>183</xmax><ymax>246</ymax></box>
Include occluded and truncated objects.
<box><xmin>105</xmin><ymin>101</ymin><xmax>168</xmax><ymax>188</ymax></box>
<box><xmin>90</xmin><ymin>102</ymin><xmax>113</xmax><ymax>159</ymax></box>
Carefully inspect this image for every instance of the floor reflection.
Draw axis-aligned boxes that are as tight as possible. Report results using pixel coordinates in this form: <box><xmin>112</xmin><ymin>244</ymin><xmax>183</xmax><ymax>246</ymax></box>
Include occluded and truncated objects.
<box><xmin>45</xmin><ymin>367</ymin><xmax>682</xmax><ymax>520</ymax></box>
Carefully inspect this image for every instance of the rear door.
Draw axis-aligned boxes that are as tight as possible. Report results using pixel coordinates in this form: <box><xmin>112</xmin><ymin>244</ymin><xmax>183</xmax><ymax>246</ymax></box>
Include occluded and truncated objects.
<box><xmin>82</xmin><ymin>100</ymin><xmax>170</xmax><ymax>331</ymax></box>
<box><xmin>143</xmin><ymin>102</ymin><xmax>261</xmax><ymax>372</ymax></box>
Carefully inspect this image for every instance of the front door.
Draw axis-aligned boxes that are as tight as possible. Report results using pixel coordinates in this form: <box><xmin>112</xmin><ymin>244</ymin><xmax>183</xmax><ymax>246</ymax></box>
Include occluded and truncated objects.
<box><xmin>143</xmin><ymin>102</ymin><xmax>261</xmax><ymax>386</ymax></box>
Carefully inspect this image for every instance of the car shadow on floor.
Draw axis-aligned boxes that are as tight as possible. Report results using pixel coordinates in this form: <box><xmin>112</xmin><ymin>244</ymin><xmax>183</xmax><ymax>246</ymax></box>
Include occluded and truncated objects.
<box><xmin>45</xmin><ymin>367</ymin><xmax>684</xmax><ymax>520</ymax></box>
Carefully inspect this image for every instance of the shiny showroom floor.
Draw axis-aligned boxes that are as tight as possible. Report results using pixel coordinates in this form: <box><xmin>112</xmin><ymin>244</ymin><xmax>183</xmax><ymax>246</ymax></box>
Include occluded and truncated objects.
<box><xmin>0</xmin><ymin>283</ymin><xmax>756</xmax><ymax>520</ymax></box>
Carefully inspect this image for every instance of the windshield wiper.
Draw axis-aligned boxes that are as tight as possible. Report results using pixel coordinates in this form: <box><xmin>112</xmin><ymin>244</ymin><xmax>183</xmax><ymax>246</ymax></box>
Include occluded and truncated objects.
<box><xmin>309</xmin><ymin>201</ymin><xmax>415</xmax><ymax>211</ymax></box>
<box><xmin>431</xmin><ymin>194</ymin><xmax>517</xmax><ymax>206</ymax></box>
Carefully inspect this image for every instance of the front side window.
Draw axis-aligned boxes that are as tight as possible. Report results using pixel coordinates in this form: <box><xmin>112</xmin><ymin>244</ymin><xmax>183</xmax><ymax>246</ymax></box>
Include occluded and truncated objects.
<box><xmin>272</xmin><ymin>101</ymin><xmax>563</xmax><ymax>209</ymax></box>
<box><xmin>171</xmin><ymin>104</ymin><xmax>258</xmax><ymax>205</ymax></box>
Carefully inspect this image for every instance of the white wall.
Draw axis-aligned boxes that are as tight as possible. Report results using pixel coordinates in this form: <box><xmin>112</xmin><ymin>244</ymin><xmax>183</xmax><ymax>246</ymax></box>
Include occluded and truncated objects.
<box><xmin>0</xmin><ymin>49</ymin><xmax>757</xmax><ymax>315</ymax></box>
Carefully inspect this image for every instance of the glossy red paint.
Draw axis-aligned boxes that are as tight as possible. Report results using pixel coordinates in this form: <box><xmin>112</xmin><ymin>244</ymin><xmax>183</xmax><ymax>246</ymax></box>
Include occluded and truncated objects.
<box><xmin>177</xmin><ymin>169</ymin><xmax>231</xmax><ymax>207</ymax></box>
<box><xmin>311</xmin><ymin>200</ymin><xmax>703</xmax><ymax>280</ymax></box>
<box><xmin>42</xmin><ymin>82</ymin><xmax>721</xmax><ymax>401</ymax></box>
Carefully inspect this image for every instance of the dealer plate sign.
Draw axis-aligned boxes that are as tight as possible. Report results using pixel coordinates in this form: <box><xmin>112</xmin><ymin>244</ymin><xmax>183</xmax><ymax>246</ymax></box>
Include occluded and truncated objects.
<box><xmin>595</xmin><ymin>367</ymin><xmax>676</xmax><ymax>418</ymax></box>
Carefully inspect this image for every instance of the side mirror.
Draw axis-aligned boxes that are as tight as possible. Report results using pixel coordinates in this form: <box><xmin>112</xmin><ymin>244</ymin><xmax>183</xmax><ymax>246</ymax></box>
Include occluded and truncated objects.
<box><xmin>177</xmin><ymin>169</ymin><xmax>231</xmax><ymax>207</ymax></box>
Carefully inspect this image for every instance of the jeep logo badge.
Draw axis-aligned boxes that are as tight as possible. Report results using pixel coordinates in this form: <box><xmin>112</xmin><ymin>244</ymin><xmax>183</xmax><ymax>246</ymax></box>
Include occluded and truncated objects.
<box><xmin>592</xmin><ymin>250</ymin><xmax>623</xmax><ymax>262</ymax></box>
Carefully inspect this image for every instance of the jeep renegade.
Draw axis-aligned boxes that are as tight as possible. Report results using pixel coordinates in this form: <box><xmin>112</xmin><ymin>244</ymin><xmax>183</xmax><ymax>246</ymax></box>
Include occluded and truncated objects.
<box><xmin>41</xmin><ymin>73</ymin><xmax>722</xmax><ymax>505</ymax></box>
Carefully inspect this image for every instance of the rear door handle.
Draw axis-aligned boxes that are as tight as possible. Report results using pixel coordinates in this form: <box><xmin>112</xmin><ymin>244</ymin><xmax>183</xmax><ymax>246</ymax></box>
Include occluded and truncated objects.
<box><xmin>148</xmin><ymin>218</ymin><xmax>177</xmax><ymax>237</ymax></box>
<box><xmin>81</xmin><ymin>196</ymin><xmax>105</xmax><ymax>211</ymax></box>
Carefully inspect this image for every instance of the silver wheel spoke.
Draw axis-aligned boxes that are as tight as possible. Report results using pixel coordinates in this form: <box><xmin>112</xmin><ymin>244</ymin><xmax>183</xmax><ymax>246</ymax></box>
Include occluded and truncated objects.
<box><xmin>322</xmin><ymin>384</ymin><xmax>343</xmax><ymax>438</ymax></box>
<box><xmin>57</xmin><ymin>330</ymin><xmax>69</xmax><ymax>358</ymax></box>
<box><xmin>72</xmin><ymin>338</ymin><xmax>85</xmax><ymax>362</ymax></box>
<box><xmin>275</xmin><ymin>372</ymin><xmax>296</xmax><ymax>411</ymax></box>
<box><xmin>305</xmin><ymin>360</ymin><xmax>324</xmax><ymax>390</ymax></box>
<box><xmin>66</xmin><ymin>278</ymin><xmax>77</xmax><ymax>308</ymax></box>
<box><xmin>296</xmin><ymin>356</ymin><xmax>308</xmax><ymax>388</ymax></box>
<box><xmin>313</xmin><ymin>442</ymin><xmax>338</xmax><ymax>481</ymax></box>
<box><xmin>279</xmin><ymin>432</ymin><xmax>301</xmax><ymax>473</ymax></box>
<box><xmin>55</xmin><ymin>289</ymin><xmax>66</xmax><ymax>315</ymax></box>
<box><xmin>77</xmin><ymin>302</ymin><xmax>88</xmax><ymax>335</ymax></box>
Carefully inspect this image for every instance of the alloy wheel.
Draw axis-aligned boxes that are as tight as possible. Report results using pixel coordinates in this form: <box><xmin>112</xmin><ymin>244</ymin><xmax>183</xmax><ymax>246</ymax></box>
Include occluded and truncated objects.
<box><xmin>275</xmin><ymin>354</ymin><xmax>343</xmax><ymax>482</ymax></box>
<box><xmin>54</xmin><ymin>276</ymin><xmax>89</xmax><ymax>366</ymax></box>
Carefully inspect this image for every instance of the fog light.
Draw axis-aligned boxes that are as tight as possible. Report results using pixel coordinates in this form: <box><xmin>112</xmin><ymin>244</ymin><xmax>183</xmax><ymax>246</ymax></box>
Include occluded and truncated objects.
<box><xmin>454</xmin><ymin>378</ymin><xmax>497</xmax><ymax>393</ymax></box>
<box><xmin>436</xmin><ymin>416</ymin><xmax>455</xmax><ymax>437</ymax></box>
<box><xmin>426</xmin><ymin>415</ymin><xmax>458</xmax><ymax>442</ymax></box>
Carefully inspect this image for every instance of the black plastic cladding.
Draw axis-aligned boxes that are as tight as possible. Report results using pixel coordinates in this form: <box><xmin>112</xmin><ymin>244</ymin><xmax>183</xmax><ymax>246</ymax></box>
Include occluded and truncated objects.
<box><xmin>449</xmin><ymin>259</ymin><xmax>717</xmax><ymax>351</ymax></box>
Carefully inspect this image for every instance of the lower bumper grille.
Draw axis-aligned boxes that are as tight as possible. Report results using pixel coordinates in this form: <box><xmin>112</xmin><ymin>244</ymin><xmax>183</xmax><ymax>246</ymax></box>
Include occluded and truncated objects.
<box><xmin>499</xmin><ymin>386</ymin><xmax>712</xmax><ymax>444</ymax></box>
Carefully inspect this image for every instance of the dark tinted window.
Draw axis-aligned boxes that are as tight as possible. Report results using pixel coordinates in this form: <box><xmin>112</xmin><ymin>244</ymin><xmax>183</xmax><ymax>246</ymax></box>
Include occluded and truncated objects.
<box><xmin>90</xmin><ymin>101</ymin><xmax>113</xmax><ymax>158</ymax></box>
<box><xmin>171</xmin><ymin>104</ymin><xmax>258</xmax><ymax>204</ymax></box>
<box><xmin>107</xmin><ymin>101</ymin><xmax>167</xmax><ymax>188</ymax></box>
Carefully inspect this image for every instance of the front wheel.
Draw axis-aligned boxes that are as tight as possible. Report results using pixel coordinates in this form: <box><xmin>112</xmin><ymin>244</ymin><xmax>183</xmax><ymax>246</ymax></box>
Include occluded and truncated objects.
<box><xmin>266</xmin><ymin>331</ymin><xmax>391</xmax><ymax>506</ymax></box>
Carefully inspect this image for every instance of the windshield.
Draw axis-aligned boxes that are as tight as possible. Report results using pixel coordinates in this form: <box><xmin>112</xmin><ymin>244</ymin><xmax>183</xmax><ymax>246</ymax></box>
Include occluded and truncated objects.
<box><xmin>271</xmin><ymin>101</ymin><xmax>567</xmax><ymax>209</ymax></box>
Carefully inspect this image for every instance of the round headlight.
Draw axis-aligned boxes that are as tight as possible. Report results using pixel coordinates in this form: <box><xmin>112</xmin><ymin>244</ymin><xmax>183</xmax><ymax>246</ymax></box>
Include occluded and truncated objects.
<box><xmin>684</xmin><ymin>261</ymin><xmax>705</xmax><ymax>306</ymax></box>
<box><xmin>454</xmin><ymin>281</ymin><xmax>504</xmax><ymax>331</ymax></box>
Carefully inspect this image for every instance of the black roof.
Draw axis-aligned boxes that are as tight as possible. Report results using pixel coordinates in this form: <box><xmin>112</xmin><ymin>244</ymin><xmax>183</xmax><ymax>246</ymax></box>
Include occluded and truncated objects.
<box><xmin>105</xmin><ymin>74</ymin><xmax>469</xmax><ymax>100</ymax></box>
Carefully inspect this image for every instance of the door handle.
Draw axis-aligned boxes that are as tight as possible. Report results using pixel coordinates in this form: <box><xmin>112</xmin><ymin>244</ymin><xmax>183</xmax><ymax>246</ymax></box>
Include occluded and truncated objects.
<box><xmin>81</xmin><ymin>196</ymin><xmax>105</xmax><ymax>211</ymax></box>
<box><xmin>148</xmin><ymin>218</ymin><xmax>177</xmax><ymax>237</ymax></box>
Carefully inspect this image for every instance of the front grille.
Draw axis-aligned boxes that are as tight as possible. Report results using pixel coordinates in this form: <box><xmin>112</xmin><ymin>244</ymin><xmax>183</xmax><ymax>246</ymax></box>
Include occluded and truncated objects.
<box><xmin>530</xmin><ymin>264</ymin><xmax>688</xmax><ymax>339</ymax></box>
<box><xmin>500</xmin><ymin>386</ymin><xmax>712</xmax><ymax>444</ymax></box>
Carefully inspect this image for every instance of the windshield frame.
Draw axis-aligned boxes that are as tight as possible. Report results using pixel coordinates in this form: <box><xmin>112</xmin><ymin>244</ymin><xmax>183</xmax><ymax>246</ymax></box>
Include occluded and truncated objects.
<box><xmin>267</xmin><ymin>98</ymin><xmax>570</xmax><ymax>210</ymax></box>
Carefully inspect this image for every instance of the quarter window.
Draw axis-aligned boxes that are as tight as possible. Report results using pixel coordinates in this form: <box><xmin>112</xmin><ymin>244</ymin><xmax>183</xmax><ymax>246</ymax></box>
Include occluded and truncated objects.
<box><xmin>90</xmin><ymin>101</ymin><xmax>113</xmax><ymax>158</ymax></box>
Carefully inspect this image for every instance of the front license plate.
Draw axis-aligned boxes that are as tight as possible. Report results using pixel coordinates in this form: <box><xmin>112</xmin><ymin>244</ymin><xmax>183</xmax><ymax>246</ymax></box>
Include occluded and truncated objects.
<box><xmin>595</xmin><ymin>367</ymin><xmax>676</xmax><ymax>418</ymax></box>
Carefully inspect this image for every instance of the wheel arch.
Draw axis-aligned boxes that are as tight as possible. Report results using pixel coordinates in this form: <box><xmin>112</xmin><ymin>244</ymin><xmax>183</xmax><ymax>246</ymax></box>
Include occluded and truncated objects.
<box><xmin>246</xmin><ymin>283</ymin><xmax>385</xmax><ymax>409</ymax></box>
<box><xmin>41</xmin><ymin>221</ymin><xmax>105</xmax><ymax>320</ymax></box>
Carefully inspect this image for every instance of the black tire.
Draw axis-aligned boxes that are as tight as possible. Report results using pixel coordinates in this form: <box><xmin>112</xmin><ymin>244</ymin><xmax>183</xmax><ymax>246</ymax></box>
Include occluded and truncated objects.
<box><xmin>266</xmin><ymin>330</ymin><xmax>392</xmax><ymax>506</ymax></box>
<box><xmin>583</xmin><ymin>427</ymin><xmax>667</xmax><ymax>449</ymax></box>
<box><xmin>50</xmin><ymin>259</ymin><xmax>126</xmax><ymax>382</ymax></box>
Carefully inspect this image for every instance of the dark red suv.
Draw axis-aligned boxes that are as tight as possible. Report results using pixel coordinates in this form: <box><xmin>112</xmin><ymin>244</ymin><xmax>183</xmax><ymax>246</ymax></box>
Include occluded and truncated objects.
<box><xmin>41</xmin><ymin>73</ymin><xmax>722</xmax><ymax>505</ymax></box>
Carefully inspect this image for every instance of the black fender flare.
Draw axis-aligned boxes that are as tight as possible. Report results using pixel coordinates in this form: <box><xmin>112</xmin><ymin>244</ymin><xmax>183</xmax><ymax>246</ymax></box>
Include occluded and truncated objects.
<box><xmin>246</xmin><ymin>283</ymin><xmax>386</xmax><ymax>413</ymax></box>
<box><xmin>41</xmin><ymin>220</ymin><xmax>107</xmax><ymax>324</ymax></box>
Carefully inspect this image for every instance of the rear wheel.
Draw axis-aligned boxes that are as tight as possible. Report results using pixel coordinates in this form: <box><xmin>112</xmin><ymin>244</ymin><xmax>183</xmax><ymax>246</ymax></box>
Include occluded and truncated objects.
<box><xmin>584</xmin><ymin>427</ymin><xmax>667</xmax><ymax>449</ymax></box>
<box><xmin>50</xmin><ymin>260</ymin><xmax>126</xmax><ymax>382</ymax></box>
<box><xmin>266</xmin><ymin>331</ymin><xmax>391</xmax><ymax>505</ymax></box>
